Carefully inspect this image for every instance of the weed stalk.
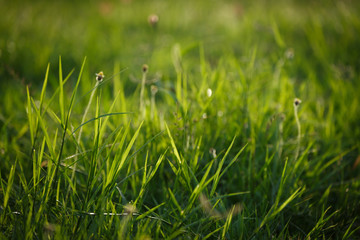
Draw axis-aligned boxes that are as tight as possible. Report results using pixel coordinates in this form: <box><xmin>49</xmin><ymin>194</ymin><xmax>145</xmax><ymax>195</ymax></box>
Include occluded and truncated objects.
<box><xmin>294</xmin><ymin>98</ymin><xmax>301</xmax><ymax>161</ymax></box>
<box><xmin>140</xmin><ymin>64</ymin><xmax>148</xmax><ymax>119</ymax></box>
<box><xmin>150</xmin><ymin>85</ymin><xmax>158</xmax><ymax>120</ymax></box>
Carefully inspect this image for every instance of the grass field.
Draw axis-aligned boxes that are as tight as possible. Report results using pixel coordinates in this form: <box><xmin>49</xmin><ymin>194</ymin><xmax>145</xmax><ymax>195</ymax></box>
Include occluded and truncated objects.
<box><xmin>1</xmin><ymin>0</ymin><xmax>360</xmax><ymax>239</ymax></box>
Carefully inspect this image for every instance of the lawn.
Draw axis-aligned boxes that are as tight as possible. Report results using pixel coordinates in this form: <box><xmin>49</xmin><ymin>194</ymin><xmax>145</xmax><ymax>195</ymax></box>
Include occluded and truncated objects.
<box><xmin>1</xmin><ymin>0</ymin><xmax>360</xmax><ymax>239</ymax></box>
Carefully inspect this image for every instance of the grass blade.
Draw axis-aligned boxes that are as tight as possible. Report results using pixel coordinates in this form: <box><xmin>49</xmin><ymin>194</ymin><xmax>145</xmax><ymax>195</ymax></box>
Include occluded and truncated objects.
<box><xmin>59</xmin><ymin>56</ymin><xmax>65</xmax><ymax>123</ymax></box>
<box><xmin>210</xmin><ymin>136</ymin><xmax>236</xmax><ymax>197</ymax></box>
<box><xmin>136</xmin><ymin>202</ymin><xmax>165</xmax><ymax>221</ymax></box>
<box><xmin>2</xmin><ymin>163</ymin><xmax>16</xmax><ymax>211</ymax></box>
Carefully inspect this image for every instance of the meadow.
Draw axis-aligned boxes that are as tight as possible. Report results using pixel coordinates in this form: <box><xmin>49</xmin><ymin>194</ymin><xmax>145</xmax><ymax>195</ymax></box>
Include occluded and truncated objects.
<box><xmin>1</xmin><ymin>0</ymin><xmax>360</xmax><ymax>239</ymax></box>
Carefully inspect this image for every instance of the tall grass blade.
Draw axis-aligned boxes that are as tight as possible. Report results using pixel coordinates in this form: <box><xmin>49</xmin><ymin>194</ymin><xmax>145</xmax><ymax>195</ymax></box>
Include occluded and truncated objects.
<box><xmin>221</xmin><ymin>205</ymin><xmax>236</xmax><ymax>239</ymax></box>
<box><xmin>104</xmin><ymin>121</ymin><xmax>143</xmax><ymax>191</ymax></box>
<box><xmin>59</xmin><ymin>56</ymin><xmax>65</xmax><ymax>123</ymax></box>
<box><xmin>136</xmin><ymin>202</ymin><xmax>165</xmax><ymax>221</ymax></box>
<box><xmin>257</xmin><ymin>187</ymin><xmax>304</xmax><ymax>232</ymax></box>
<box><xmin>342</xmin><ymin>217</ymin><xmax>360</xmax><ymax>240</ymax></box>
<box><xmin>210</xmin><ymin>136</ymin><xmax>236</xmax><ymax>197</ymax></box>
<box><xmin>2</xmin><ymin>163</ymin><xmax>16</xmax><ymax>211</ymax></box>
<box><xmin>26</xmin><ymin>86</ymin><xmax>34</xmax><ymax>145</ymax></box>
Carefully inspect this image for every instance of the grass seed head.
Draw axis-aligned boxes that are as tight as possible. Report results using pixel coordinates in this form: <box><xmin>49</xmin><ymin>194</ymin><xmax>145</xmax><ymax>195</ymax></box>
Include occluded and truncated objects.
<box><xmin>209</xmin><ymin>148</ymin><xmax>217</xmax><ymax>158</ymax></box>
<box><xmin>148</xmin><ymin>14</ymin><xmax>159</xmax><ymax>27</ymax></box>
<box><xmin>124</xmin><ymin>204</ymin><xmax>136</xmax><ymax>215</ymax></box>
<box><xmin>285</xmin><ymin>48</ymin><xmax>294</xmax><ymax>59</ymax></box>
<box><xmin>294</xmin><ymin>98</ymin><xmax>301</xmax><ymax>107</ymax></box>
<box><xmin>142</xmin><ymin>64</ymin><xmax>149</xmax><ymax>73</ymax></box>
<box><xmin>207</xmin><ymin>88</ymin><xmax>212</xmax><ymax>97</ymax></box>
<box><xmin>279</xmin><ymin>113</ymin><xmax>286</xmax><ymax>121</ymax></box>
<box><xmin>151</xmin><ymin>85</ymin><xmax>158</xmax><ymax>95</ymax></box>
<box><xmin>95</xmin><ymin>71</ymin><xmax>105</xmax><ymax>81</ymax></box>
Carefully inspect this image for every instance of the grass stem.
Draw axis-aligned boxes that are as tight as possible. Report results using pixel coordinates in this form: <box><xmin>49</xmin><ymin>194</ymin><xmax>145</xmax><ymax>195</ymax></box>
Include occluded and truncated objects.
<box><xmin>294</xmin><ymin>98</ymin><xmax>302</xmax><ymax>161</ymax></box>
<box><xmin>140</xmin><ymin>64</ymin><xmax>148</xmax><ymax>119</ymax></box>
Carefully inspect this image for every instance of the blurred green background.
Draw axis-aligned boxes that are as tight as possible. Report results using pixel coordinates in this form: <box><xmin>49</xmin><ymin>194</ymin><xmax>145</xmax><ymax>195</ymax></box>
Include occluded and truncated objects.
<box><xmin>2</xmin><ymin>0</ymin><xmax>359</xmax><ymax>149</ymax></box>
<box><xmin>1</xmin><ymin>0</ymin><xmax>359</xmax><ymax>86</ymax></box>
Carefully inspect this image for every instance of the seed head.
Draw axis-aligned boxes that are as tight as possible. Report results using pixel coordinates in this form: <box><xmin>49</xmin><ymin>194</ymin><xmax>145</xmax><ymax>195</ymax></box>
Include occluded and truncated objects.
<box><xmin>206</xmin><ymin>88</ymin><xmax>212</xmax><ymax>97</ymax></box>
<box><xmin>95</xmin><ymin>71</ymin><xmax>105</xmax><ymax>81</ymax></box>
<box><xmin>285</xmin><ymin>48</ymin><xmax>294</xmax><ymax>59</ymax></box>
<box><xmin>209</xmin><ymin>148</ymin><xmax>217</xmax><ymax>158</ymax></box>
<box><xmin>148</xmin><ymin>14</ymin><xmax>159</xmax><ymax>27</ymax></box>
<box><xmin>294</xmin><ymin>98</ymin><xmax>301</xmax><ymax>107</ymax></box>
<box><xmin>279</xmin><ymin>113</ymin><xmax>286</xmax><ymax>121</ymax></box>
<box><xmin>151</xmin><ymin>85</ymin><xmax>158</xmax><ymax>95</ymax></box>
<box><xmin>142</xmin><ymin>64</ymin><xmax>149</xmax><ymax>73</ymax></box>
<box><xmin>124</xmin><ymin>204</ymin><xmax>136</xmax><ymax>215</ymax></box>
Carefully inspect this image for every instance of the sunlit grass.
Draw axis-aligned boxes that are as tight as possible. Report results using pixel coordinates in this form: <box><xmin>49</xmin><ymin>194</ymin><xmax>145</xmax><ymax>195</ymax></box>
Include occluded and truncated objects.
<box><xmin>1</xmin><ymin>0</ymin><xmax>360</xmax><ymax>239</ymax></box>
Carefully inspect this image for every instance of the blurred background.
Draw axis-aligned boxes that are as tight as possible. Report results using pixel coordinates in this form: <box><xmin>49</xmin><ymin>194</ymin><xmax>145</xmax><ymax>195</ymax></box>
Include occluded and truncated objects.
<box><xmin>1</xmin><ymin>0</ymin><xmax>359</xmax><ymax>88</ymax></box>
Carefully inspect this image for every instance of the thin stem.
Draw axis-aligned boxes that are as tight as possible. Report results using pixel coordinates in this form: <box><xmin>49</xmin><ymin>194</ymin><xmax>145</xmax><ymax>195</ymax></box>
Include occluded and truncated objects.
<box><xmin>278</xmin><ymin>116</ymin><xmax>284</xmax><ymax>159</ymax></box>
<box><xmin>139</xmin><ymin>70</ymin><xmax>147</xmax><ymax>119</ymax></box>
<box><xmin>294</xmin><ymin>105</ymin><xmax>301</xmax><ymax>161</ymax></box>
<box><xmin>150</xmin><ymin>85</ymin><xmax>158</xmax><ymax>120</ymax></box>
<box><xmin>151</xmin><ymin>93</ymin><xmax>155</xmax><ymax>119</ymax></box>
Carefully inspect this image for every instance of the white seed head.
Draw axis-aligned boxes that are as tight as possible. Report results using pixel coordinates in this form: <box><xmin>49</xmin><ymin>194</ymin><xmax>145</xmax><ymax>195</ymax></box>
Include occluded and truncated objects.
<box><xmin>209</xmin><ymin>148</ymin><xmax>217</xmax><ymax>158</ymax></box>
<box><xmin>206</xmin><ymin>88</ymin><xmax>212</xmax><ymax>97</ymax></box>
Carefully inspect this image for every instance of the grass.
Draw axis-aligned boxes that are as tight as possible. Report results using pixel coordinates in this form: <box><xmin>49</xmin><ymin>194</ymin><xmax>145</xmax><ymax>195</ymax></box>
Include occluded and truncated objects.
<box><xmin>1</xmin><ymin>0</ymin><xmax>360</xmax><ymax>239</ymax></box>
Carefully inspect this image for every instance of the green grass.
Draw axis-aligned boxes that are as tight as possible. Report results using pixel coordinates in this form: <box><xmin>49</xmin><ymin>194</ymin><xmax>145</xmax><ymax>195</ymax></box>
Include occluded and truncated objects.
<box><xmin>1</xmin><ymin>0</ymin><xmax>360</xmax><ymax>239</ymax></box>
